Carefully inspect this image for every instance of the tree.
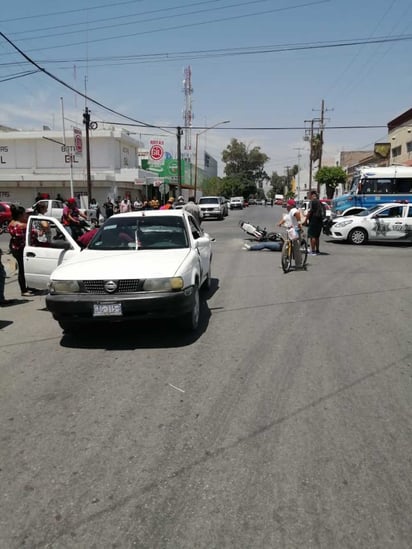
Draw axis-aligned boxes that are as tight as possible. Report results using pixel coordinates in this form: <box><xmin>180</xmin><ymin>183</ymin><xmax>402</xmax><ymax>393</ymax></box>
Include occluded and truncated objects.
<box><xmin>221</xmin><ymin>138</ymin><xmax>269</xmax><ymax>196</ymax></box>
<box><xmin>314</xmin><ymin>166</ymin><xmax>347</xmax><ymax>199</ymax></box>
<box><xmin>270</xmin><ymin>171</ymin><xmax>286</xmax><ymax>195</ymax></box>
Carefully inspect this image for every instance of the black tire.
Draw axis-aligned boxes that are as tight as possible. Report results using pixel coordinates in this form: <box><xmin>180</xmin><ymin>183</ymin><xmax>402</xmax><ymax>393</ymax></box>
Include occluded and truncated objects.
<box><xmin>267</xmin><ymin>231</ymin><xmax>281</xmax><ymax>242</ymax></box>
<box><xmin>348</xmin><ymin>227</ymin><xmax>368</xmax><ymax>245</ymax></box>
<box><xmin>300</xmin><ymin>238</ymin><xmax>308</xmax><ymax>266</ymax></box>
<box><xmin>281</xmin><ymin>243</ymin><xmax>292</xmax><ymax>273</ymax></box>
<box><xmin>181</xmin><ymin>284</ymin><xmax>200</xmax><ymax>331</ymax></box>
<box><xmin>201</xmin><ymin>258</ymin><xmax>212</xmax><ymax>291</ymax></box>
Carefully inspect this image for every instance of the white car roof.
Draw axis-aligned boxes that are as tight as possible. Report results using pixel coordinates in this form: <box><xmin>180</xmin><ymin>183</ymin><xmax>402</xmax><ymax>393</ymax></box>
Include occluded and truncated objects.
<box><xmin>109</xmin><ymin>209</ymin><xmax>189</xmax><ymax>219</ymax></box>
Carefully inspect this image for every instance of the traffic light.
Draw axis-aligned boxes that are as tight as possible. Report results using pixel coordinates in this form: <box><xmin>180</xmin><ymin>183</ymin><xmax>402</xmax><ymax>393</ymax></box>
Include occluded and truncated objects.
<box><xmin>83</xmin><ymin>109</ymin><xmax>90</xmax><ymax>127</ymax></box>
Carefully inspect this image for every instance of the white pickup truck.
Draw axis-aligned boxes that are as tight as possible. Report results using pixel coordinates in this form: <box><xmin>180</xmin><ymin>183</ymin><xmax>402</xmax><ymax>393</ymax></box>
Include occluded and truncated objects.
<box><xmin>31</xmin><ymin>199</ymin><xmax>102</xmax><ymax>223</ymax></box>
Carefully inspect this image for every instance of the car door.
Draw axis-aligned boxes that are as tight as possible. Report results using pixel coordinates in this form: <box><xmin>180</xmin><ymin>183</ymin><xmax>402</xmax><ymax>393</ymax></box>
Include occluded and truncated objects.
<box><xmin>187</xmin><ymin>216</ymin><xmax>210</xmax><ymax>280</ymax></box>
<box><xmin>371</xmin><ymin>205</ymin><xmax>405</xmax><ymax>241</ymax></box>
<box><xmin>406</xmin><ymin>205</ymin><xmax>412</xmax><ymax>241</ymax></box>
<box><xmin>24</xmin><ymin>215</ymin><xmax>81</xmax><ymax>289</ymax></box>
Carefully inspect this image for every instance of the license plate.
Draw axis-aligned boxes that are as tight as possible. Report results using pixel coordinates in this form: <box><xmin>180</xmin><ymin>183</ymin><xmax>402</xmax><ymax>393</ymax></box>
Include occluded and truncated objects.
<box><xmin>93</xmin><ymin>303</ymin><xmax>122</xmax><ymax>317</ymax></box>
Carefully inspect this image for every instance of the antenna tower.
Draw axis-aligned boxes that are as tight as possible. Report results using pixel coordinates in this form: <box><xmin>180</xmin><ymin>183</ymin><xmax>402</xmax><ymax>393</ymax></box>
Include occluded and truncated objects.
<box><xmin>182</xmin><ymin>66</ymin><xmax>193</xmax><ymax>158</ymax></box>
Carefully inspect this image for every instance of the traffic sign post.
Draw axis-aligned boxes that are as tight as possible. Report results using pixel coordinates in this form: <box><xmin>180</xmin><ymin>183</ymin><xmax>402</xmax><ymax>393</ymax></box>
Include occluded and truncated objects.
<box><xmin>73</xmin><ymin>127</ymin><xmax>83</xmax><ymax>156</ymax></box>
<box><xmin>149</xmin><ymin>144</ymin><xmax>164</xmax><ymax>162</ymax></box>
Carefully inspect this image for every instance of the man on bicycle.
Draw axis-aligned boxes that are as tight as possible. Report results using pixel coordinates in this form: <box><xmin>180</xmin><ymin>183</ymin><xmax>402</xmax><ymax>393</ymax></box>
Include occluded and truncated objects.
<box><xmin>278</xmin><ymin>199</ymin><xmax>304</xmax><ymax>269</ymax></box>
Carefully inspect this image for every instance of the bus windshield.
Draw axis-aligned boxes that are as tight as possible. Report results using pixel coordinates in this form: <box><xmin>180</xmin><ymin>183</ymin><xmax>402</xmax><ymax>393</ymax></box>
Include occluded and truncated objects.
<box><xmin>357</xmin><ymin>177</ymin><xmax>412</xmax><ymax>195</ymax></box>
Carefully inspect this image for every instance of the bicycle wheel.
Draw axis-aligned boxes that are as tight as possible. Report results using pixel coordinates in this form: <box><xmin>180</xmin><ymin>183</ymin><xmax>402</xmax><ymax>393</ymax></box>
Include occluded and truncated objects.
<box><xmin>281</xmin><ymin>241</ymin><xmax>292</xmax><ymax>273</ymax></box>
<box><xmin>300</xmin><ymin>238</ymin><xmax>308</xmax><ymax>266</ymax></box>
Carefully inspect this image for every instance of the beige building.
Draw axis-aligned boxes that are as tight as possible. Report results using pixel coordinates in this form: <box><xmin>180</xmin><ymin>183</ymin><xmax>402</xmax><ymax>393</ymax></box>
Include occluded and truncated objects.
<box><xmin>0</xmin><ymin>126</ymin><xmax>157</xmax><ymax>207</ymax></box>
<box><xmin>387</xmin><ymin>108</ymin><xmax>412</xmax><ymax>166</ymax></box>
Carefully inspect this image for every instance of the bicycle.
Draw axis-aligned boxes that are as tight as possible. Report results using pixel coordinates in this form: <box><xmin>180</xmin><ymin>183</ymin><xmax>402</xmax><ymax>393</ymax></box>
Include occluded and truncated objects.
<box><xmin>281</xmin><ymin>227</ymin><xmax>308</xmax><ymax>273</ymax></box>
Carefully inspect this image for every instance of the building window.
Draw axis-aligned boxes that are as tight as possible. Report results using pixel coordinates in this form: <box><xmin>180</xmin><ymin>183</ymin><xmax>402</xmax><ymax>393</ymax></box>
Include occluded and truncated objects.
<box><xmin>392</xmin><ymin>145</ymin><xmax>401</xmax><ymax>157</ymax></box>
<box><xmin>406</xmin><ymin>141</ymin><xmax>412</xmax><ymax>153</ymax></box>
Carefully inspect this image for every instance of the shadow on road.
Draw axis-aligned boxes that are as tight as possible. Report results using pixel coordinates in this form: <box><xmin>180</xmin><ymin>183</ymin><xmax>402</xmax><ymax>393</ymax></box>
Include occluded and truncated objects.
<box><xmin>59</xmin><ymin>279</ymin><xmax>219</xmax><ymax>350</ymax></box>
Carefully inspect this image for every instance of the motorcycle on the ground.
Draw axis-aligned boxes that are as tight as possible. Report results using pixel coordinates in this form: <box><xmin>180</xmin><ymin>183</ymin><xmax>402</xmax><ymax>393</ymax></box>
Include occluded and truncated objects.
<box><xmin>239</xmin><ymin>220</ymin><xmax>283</xmax><ymax>242</ymax></box>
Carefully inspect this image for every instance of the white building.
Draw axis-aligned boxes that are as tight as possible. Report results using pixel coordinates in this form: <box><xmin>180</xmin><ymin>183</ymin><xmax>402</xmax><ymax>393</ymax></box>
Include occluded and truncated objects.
<box><xmin>0</xmin><ymin>126</ymin><xmax>158</xmax><ymax>207</ymax></box>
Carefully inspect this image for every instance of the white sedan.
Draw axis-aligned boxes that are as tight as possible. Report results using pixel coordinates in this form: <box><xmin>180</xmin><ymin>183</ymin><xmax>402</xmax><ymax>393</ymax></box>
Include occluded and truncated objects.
<box><xmin>24</xmin><ymin>210</ymin><xmax>214</xmax><ymax>333</ymax></box>
<box><xmin>330</xmin><ymin>202</ymin><xmax>412</xmax><ymax>245</ymax></box>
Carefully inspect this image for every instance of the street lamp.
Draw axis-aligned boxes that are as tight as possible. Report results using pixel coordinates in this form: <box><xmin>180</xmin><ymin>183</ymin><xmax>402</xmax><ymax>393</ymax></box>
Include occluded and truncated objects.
<box><xmin>194</xmin><ymin>120</ymin><xmax>230</xmax><ymax>200</ymax></box>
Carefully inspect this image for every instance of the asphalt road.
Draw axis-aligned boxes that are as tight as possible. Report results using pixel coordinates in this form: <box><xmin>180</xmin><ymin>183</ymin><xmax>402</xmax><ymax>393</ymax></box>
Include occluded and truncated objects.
<box><xmin>1</xmin><ymin>206</ymin><xmax>411</xmax><ymax>548</ymax></box>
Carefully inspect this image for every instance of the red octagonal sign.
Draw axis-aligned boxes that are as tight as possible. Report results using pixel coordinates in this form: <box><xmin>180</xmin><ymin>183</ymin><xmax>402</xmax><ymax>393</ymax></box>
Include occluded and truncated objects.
<box><xmin>150</xmin><ymin>144</ymin><xmax>164</xmax><ymax>161</ymax></box>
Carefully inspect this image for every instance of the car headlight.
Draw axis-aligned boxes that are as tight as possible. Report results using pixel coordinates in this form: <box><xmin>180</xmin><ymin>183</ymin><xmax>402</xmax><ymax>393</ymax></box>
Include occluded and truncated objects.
<box><xmin>49</xmin><ymin>280</ymin><xmax>81</xmax><ymax>294</ymax></box>
<box><xmin>142</xmin><ymin>277</ymin><xmax>184</xmax><ymax>292</ymax></box>
<box><xmin>334</xmin><ymin>219</ymin><xmax>353</xmax><ymax>228</ymax></box>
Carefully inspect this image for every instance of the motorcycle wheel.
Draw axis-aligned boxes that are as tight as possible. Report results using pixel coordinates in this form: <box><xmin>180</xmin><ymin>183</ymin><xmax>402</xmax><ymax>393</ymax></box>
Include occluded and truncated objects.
<box><xmin>266</xmin><ymin>232</ymin><xmax>280</xmax><ymax>241</ymax></box>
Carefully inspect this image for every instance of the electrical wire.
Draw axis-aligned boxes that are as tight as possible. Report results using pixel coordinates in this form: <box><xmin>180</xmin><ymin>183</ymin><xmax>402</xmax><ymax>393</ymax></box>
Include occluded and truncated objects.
<box><xmin>0</xmin><ymin>31</ymin><xmax>174</xmax><ymax>135</ymax></box>
<box><xmin>99</xmin><ymin>121</ymin><xmax>387</xmax><ymax>130</ymax></box>
<box><xmin>2</xmin><ymin>34</ymin><xmax>412</xmax><ymax>67</ymax></box>
<box><xmin>10</xmin><ymin>0</ymin><xmax>328</xmax><ymax>44</ymax></box>
<box><xmin>0</xmin><ymin>0</ymin><xmax>144</xmax><ymax>23</ymax></box>
<box><xmin>9</xmin><ymin>0</ymin><xmax>331</xmax><ymax>54</ymax></box>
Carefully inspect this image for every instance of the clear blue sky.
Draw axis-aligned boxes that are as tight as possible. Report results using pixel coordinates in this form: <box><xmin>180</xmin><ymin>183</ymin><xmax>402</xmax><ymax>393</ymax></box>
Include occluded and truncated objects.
<box><xmin>1</xmin><ymin>0</ymin><xmax>412</xmax><ymax>182</ymax></box>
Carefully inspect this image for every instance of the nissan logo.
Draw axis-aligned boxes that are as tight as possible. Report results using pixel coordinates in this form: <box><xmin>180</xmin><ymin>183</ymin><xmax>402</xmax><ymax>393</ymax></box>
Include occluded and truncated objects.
<box><xmin>104</xmin><ymin>280</ymin><xmax>118</xmax><ymax>293</ymax></box>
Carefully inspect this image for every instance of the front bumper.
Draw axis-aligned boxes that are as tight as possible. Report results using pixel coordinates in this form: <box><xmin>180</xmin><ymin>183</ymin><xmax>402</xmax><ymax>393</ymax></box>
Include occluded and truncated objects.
<box><xmin>330</xmin><ymin>230</ymin><xmax>346</xmax><ymax>240</ymax></box>
<box><xmin>200</xmin><ymin>210</ymin><xmax>221</xmax><ymax>218</ymax></box>
<box><xmin>46</xmin><ymin>287</ymin><xmax>195</xmax><ymax>323</ymax></box>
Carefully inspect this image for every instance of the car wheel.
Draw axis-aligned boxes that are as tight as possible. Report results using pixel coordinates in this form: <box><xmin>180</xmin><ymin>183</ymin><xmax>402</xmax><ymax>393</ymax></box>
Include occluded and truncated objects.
<box><xmin>348</xmin><ymin>227</ymin><xmax>368</xmax><ymax>245</ymax></box>
<box><xmin>181</xmin><ymin>284</ymin><xmax>200</xmax><ymax>331</ymax></box>
<box><xmin>202</xmin><ymin>259</ymin><xmax>212</xmax><ymax>291</ymax></box>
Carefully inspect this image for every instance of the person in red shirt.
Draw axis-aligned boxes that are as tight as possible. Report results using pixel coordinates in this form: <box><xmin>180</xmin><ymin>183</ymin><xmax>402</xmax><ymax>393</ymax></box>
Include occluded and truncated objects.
<box><xmin>62</xmin><ymin>198</ymin><xmax>87</xmax><ymax>240</ymax></box>
<box><xmin>8</xmin><ymin>205</ymin><xmax>33</xmax><ymax>296</ymax></box>
<box><xmin>77</xmin><ymin>228</ymin><xmax>99</xmax><ymax>248</ymax></box>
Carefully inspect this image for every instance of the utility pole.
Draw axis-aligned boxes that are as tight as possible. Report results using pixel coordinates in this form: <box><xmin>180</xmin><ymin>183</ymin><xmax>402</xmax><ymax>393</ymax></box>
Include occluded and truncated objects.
<box><xmin>285</xmin><ymin>165</ymin><xmax>291</xmax><ymax>194</ymax></box>
<box><xmin>318</xmin><ymin>99</ymin><xmax>325</xmax><ymax>172</ymax></box>
<box><xmin>304</xmin><ymin>119</ymin><xmax>315</xmax><ymax>191</ymax></box>
<box><xmin>176</xmin><ymin>126</ymin><xmax>183</xmax><ymax>196</ymax></box>
<box><xmin>83</xmin><ymin>107</ymin><xmax>92</xmax><ymax>202</ymax></box>
<box><xmin>293</xmin><ymin>147</ymin><xmax>305</xmax><ymax>200</ymax></box>
<box><xmin>312</xmin><ymin>99</ymin><xmax>333</xmax><ymax>194</ymax></box>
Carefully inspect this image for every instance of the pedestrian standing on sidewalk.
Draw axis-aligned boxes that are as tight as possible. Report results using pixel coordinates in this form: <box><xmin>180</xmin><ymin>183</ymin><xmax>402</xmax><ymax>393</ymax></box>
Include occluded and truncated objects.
<box><xmin>8</xmin><ymin>205</ymin><xmax>33</xmax><ymax>296</ymax></box>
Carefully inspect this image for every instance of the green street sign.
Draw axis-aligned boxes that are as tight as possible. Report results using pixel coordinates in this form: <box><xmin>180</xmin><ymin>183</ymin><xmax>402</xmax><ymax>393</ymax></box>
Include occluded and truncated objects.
<box><xmin>142</xmin><ymin>158</ymin><xmax>185</xmax><ymax>179</ymax></box>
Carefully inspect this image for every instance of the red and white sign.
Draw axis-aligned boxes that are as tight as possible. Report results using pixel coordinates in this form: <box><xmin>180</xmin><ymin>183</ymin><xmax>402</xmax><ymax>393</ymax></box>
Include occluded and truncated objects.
<box><xmin>149</xmin><ymin>144</ymin><xmax>164</xmax><ymax>161</ymax></box>
<box><xmin>73</xmin><ymin>127</ymin><xmax>83</xmax><ymax>156</ymax></box>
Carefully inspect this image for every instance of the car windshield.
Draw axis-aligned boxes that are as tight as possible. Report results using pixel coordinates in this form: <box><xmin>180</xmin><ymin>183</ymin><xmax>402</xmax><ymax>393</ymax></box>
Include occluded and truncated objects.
<box><xmin>199</xmin><ymin>197</ymin><xmax>218</xmax><ymax>204</ymax></box>
<box><xmin>88</xmin><ymin>216</ymin><xmax>189</xmax><ymax>250</ymax></box>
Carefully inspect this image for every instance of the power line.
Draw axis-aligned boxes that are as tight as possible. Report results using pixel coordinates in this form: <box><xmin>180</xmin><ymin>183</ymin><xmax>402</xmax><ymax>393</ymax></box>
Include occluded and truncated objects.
<box><xmin>7</xmin><ymin>0</ymin><xmax>262</xmax><ymax>37</ymax></box>
<box><xmin>8</xmin><ymin>0</ymin><xmax>331</xmax><ymax>54</ymax></box>
<box><xmin>0</xmin><ymin>31</ymin><xmax>174</xmax><ymax>135</ymax></box>
<box><xmin>2</xmin><ymin>34</ymin><xmax>411</xmax><ymax>67</ymax></box>
<box><xmin>100</xmin><ymin>121</ymin><xmax>387</xmax><ymax>130</ymax></box>
<box><xmin>0</xmin><ymin>0</ymin><xmax>143</xmax><ymax>23</ymax></box>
